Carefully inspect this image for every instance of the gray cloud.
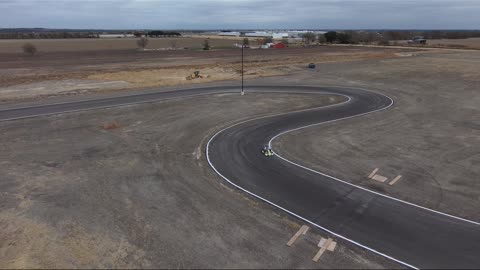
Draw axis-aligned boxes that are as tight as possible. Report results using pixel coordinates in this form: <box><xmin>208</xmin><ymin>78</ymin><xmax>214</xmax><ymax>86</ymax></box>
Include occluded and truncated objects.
<box><xmin>0</xmin><ymin>0</ymin><xmax>479</xmax><ymax>29</ymax></box>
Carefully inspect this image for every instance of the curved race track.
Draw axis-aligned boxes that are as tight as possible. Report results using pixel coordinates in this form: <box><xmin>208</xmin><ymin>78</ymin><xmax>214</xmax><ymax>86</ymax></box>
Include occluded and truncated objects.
<box><xmin>1</xmin><ymin>85</ymin><xmax>479</xmax><ymax>269</ymax></box>
<box><xmin>206</xmin><ymin>86</ymin><xmax>480</xmax><ymax>269</ymax></box>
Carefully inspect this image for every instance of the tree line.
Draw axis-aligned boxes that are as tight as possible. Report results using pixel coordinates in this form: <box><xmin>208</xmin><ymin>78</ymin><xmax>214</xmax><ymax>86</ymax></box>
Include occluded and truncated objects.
<box><xmin>136</xmin><ymin>31</ymin><xmax>182</xmax><ymax>37</ymax></box>
<box><xmin>0</xmin><ymin>30</ymin><xmax>182</xmax><ymax>39</ymax></box>
<box><xmin>0</xmin><ymin>32</ymin><xmax>98</xmax><ymax>39</ymax></box>
<box><xmin>298</xmin><ymin>30</ymin><xmax>480</xmax><ymax>45</ymax></box>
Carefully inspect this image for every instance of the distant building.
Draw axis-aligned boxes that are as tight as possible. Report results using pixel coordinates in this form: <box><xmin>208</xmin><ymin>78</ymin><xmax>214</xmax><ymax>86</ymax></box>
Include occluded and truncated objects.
<box><xmin>259</xmin><ymin>42</ymin><xmax>288</xmax><ymax>49</ymax></box>
<box><xmin>218</xmin><ymin>31</ymin><xmax>241</xmax><ymax>37</ymax></box>
<box><xmin>271</xmin><ymin>42</ymin><xmax>286</xmax><ymax>49</ymax></box>
<box><xmin>273</xmin><ymin>33</ymin><xmax>289</xmax><ymax>39</ymax></box>
<box><xmin>99</xmin><ymin>34</ymin><xmax>134</xmax><ymax>38</ymax></box>
<box><xmin>287</xmin><ymin>30</ymin><xmax>327</xmax><ymax>39</ymax></box>
<box><xmin>408</xmin><ymin>36</ymin><xmax>427</xmax><ymax>44</ymax></box>
<box><xmin>245</xmin><ymin>31</ymin><xmax>273</xmax><ymax>38</ymax></box>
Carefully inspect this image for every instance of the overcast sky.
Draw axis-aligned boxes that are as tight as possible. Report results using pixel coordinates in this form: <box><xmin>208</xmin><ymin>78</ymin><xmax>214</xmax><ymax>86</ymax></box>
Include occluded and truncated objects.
<box><xmin>1</xmin><ymin>0</ymin><xmax>479</xmax><ymax>30</ymax></box>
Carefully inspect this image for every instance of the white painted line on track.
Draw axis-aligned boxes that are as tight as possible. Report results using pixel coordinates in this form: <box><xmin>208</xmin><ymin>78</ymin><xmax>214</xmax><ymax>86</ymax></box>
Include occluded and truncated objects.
<box><xmin>0</xmin><ymin>89</ymin><xmax>342</xmax><ymax>122</ymax></box>
<box><xmin>4</xmin><ymin>85</ymin><xmax>477</xmax><ymax>268</ymax></box>
<box><xmin>0</xmin><ymin>91</ymin><xmax>237</xmax><ymax>122</ymax></box>
<box><xmin>206</xmin><ymin>85</ymin><xmax>480</xmax><ymax>269</ymax></box>
<box><xmin>0</xmin><ymin>85</ymin><xmax>233</xmax><ymax>111</ymax></box>
<box><xmin>205</xmin><ymin>87</ymin><xmax>418</xmax><ymax>269</ymax></box>
<box><xmin>268</xmin><ymin>86</ymin><xmax>480</xmax><ymax>227</ymax></box>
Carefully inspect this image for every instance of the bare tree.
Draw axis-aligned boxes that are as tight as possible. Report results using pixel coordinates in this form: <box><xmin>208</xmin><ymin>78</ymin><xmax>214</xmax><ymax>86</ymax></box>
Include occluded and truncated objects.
<box><xmin>324</xmin><ymin>31</ymin><xmax>337</xmax><ymax>43</ymax></box>
<box><xmin>302</xmin><ymin>32</ymin><xmax>316</xmax><ymax>45</ymax></box>
<box><xmin>22</xmin><ymin>43</ymin><xmax>37</xmax><ymax>56</ymax></box>
<box><xmin>137</xmin><ymin>37</ymin><xmax>149</xmax><ymax>49</ymax></box>
<box><xmin>318</xmin><ymin>34</ymin><xmax>326</xmax><ymax>44</ymax></box>
<box><xmin>242</xmin><ymin>38</ymin><xmax>249</xmax><ymax>47</ymax></box>
<box><xmin>170</xmin><ymin>39</ymin><xmax>177</xmax><ymax>49</ymax></box>
<box><xmin>263</xmin><ymin>37</ymin><xmax>273</xmax><ymax>45</ymax></box>
<box><xmin>367</xmin><ymin>32</ymin><xmax>382</xmax><ymax>44</ymax></box>
<box><xmin>203</xmin><ymin>39</ymin><xmax>210</xmax><ymax>50</ymax></box>
<box><xmin>379</xmin><ymin>32</ymin><xmax>392</xmax><ymax>45</ymax></box>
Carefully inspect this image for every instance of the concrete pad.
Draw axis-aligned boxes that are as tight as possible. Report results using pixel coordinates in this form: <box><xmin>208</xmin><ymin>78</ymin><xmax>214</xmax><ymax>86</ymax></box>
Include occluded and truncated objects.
<box><xmin>287</xmin><ymin>225</ymin><xmax>309</xmax><ymax>247</ymax></box>
<box><xmin>318</xmin><ymin>237</ymin><xmax>337</xmax><ymax>251</ymax></box>
<box><xmin>372</xmin><ymin>174</ymin><xmax>388</xmax><ymax>183</ymax></box>
<box><xmin>327</xmin><ymin>241</ymin><xmax>337</xmax><ymax>252</ymax></box>
<box><xmin>368</xmin><ymin>168</ymin><xmax>379</xmax><ymax>179</ymax></box>
<box><xmin>318</xmin><ymin>237</ymin><xmax>327</xmax><ymax>248</ymax></box>
<box><xmin>389</xmin><ymin>175</ymin><xmax>402</xmax><ymax>186</ymax></box>
<box><xmin>313</xmin><ymin>238</ymin><xmax>333</xmax><ymax>262</ymax></box>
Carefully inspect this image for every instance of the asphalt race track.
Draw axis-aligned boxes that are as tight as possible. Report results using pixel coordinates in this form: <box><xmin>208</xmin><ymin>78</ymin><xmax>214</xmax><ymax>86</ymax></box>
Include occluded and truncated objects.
<box><xmin>2</xmin><ymin>85</ymin><xmax>479</xmax><ymax>269</ymax></box>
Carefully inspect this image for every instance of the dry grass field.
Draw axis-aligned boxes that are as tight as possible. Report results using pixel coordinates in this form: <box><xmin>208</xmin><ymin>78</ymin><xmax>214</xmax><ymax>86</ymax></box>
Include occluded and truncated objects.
<box><xmin>272</xmin><ymin>51</ymin><xmax>480</xmax><ymax>221</ymax></box>
<box><xmin>426</xmin><ymin>37</ymin><xmax>480</xmax><ymax>49</ymax></box>
<box><xmin>0</xmin><ymin>92</ymin><xmax>398</xmax><ymax>269</ymax></box>
<box><xmin>396</xmin><ymin>37</ymin><xmax>480</xmax><ymax>49</ymax></box>
<box><xmin>0</xmin><ymin>36</ymin><xmax>479</xmax><ymax>268</ymax></box>
<box><xmin>0</xmin><ymin>43</ymin><xmax>415</xmax><ymax>102</ymax></box>
<box><xmin>0</xmin><ymin>37</ymin><xmax>242</xmax><ymax>53</ymax></box>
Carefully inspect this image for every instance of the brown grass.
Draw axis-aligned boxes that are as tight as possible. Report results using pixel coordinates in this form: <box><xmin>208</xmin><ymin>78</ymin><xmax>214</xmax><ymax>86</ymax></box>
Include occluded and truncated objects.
<box><xmin>0</xmin><ymin>46</ymin><xmax>410</xmax><ymax>102</ymax></box>
<box><xmin>427</xmin><ymin>38</ymin><xmax>480</xmax><ymax>49</ymax></box>
<box><xmin>0</xmin><ymin>37</ymin><xmax>240</xmax><ymax>53</ymax></box>
<box><xmin>102</xmin><ymin>121</ymin><xmax>120</xmax><ymax>130</ymax></box>
<box><xmin>88</xmin><ymin>51</ymin><xmax>396</xmax><ymax>89</ymax></box>
<box><xmin>395</xmin><ymin>38</ymin><xmax>480</xmax><ymax>50</ymax></box>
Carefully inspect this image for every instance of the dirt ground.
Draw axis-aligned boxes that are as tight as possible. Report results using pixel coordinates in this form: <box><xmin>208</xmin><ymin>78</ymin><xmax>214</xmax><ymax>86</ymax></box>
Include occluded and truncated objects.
<box><xmin>0</xmin><ymin>44</ymin><xmax>415</xmax><ymax>102</ymax></box>
<box><xmin>0</xmin><ymin>93</ymin><xmax>397</xmax><ymax>268</ymax></box>
<box><xmin>271</xmin><ymin>50</ymin><xmax>480</xmax><ymax>221</ymax></box>
<box><xmin>427</xmin><ymin>37</ymin><xmax>480</xmax><ymax>49</ymax></box>
<box><xmin>0</xmin><ymin>37</ymin><xmax>242</xmax><ymax>53</ymax></box>
<box><xmin>396</xmin><ymin>37</ymin><xmax>480</xmax><ymax>50</ymax></box>
<box><xmin>1</xmin><ymin>45</ymin><xmax>478</xmax><ymax>268</ymax></box>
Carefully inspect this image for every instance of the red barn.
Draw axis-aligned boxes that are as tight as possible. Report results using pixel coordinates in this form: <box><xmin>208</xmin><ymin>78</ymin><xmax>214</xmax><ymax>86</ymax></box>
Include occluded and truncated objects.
<box><xmin>270</xmin><ymin>42</ymin><xmax>286</xmax><ymax>49</ymax></box>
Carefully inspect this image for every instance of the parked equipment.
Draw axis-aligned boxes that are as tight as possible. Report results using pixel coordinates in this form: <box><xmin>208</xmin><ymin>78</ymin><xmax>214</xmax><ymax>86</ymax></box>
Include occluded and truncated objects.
<box><xmin>186</xmin><ymin>71</ymin><xmax>203</xmax><ymax>80</ymax></box>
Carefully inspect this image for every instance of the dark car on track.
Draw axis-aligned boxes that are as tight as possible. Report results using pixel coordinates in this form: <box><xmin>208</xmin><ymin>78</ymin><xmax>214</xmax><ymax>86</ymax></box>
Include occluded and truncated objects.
<box><xmin>261</xmin><ymin>145</ymin><xmax>274</xmax><ymax>157</ymax></box>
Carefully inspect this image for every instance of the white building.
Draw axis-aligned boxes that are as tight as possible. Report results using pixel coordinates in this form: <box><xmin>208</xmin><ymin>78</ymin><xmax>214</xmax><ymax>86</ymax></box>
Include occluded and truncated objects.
<box><xmin>99</xmin><ymin>34</ymin><xmax>134</xmax><ymax>38</ymax></box>
<box><xmin>287</xmin><ymin>31</ymin><xmax>327</xmax><ymax>38</ymax></box>
<box><xmin>272</xmin><ymin>33</ymin><xmax>289</xmax><ymax>39</ymax></box>
<box><xmin>245</xmin><ymin>31</ymin><xmax>273</xmax><ymax>38</ymax></box>
<box><xmin>218</xmin><ymin>32</ymin><xmax>241</xmax><ymax>37</ymax></box>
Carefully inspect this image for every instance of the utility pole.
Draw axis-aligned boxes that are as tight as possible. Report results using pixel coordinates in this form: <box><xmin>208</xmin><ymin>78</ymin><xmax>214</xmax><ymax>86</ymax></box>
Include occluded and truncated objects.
<box><xmin>241</xmin><ymin>44</ymin><xmax>244</xmax><ymax>96</ymax></box>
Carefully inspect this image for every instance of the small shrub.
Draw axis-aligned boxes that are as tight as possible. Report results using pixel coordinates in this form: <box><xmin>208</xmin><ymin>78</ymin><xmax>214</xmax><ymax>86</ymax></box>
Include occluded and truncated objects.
<box><xmin>378</xmin><ymin>40</ymin><xmax>391</xmax><ymax>46</ymax></box>
<box><xmin>318</xmin><ymin>35</ymin><xmax>326</xmax><ymax>44</ymax></box>
<box><xmin>103</xmin><ymin>121</ymin><xmax>120</xmax><ymax>130</ymax></box>
<box><xmin>22</xmin><ymin>43</ymin><xmax>37</xmax><ymax>56</ymax></box>
<box><xmin>203</xmin><ymin>39</ymin><xmax>210</xmax><ymax>50</ymax></box>
<box><xmin>337</xmin><ymin>32</ymin><xmax>352</xmax><ymax>44</ymax></box>
<box><xmin>302</xmin><ymin>32</ymin><xmax>316</xmax><ymax>45</ymax></box>
<box><xmin>169</xmin><ymin>39</ymin><xmax>177</xmax><ymax>49</ymax></box>
<box><xmin>137</xmin><ymin>37</ymin><xmax>149</xmax><ymax>49</ymax></box>
<box><xmin>263</xmin><ymin>37</ymin><xmax>273</xmax><ymax>45</ymax></box>
<box><xmin>324</xmin><ymin>31</ymin><xmax>337</xmax><ymax>43</ymax></box>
